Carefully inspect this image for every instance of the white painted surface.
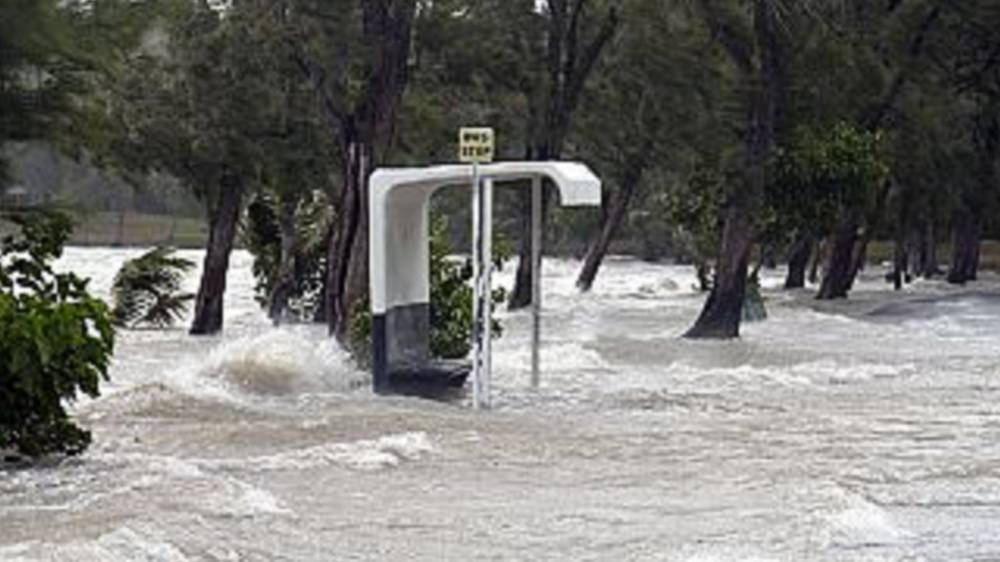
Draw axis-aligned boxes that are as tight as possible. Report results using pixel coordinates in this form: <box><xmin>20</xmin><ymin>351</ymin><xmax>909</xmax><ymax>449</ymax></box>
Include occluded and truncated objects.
<box><xmin>369</xmin><ymin>161</ymin><xmax>601</xmax><ymax>314</ymax></box>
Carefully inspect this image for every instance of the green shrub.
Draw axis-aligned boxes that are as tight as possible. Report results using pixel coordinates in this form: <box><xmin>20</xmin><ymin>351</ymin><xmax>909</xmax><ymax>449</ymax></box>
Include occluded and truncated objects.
<box><xmin>243</xmin><ymin>190</ymin><xmax>330</xmax><ymax>321</ymax></box>
<box><xmin>111</xmin><ymin>247</ymin><xmax>194</xmax><ymax>328</ymax></box>
<box><xmin>350</xmin><ymin>216</ymin><xmax>507</xmax><ymax>367</ymax></box>
<box><xmin>0</xmin><ymin>211</ymin><xmax>114</xmax><ymax>458</ymax></box>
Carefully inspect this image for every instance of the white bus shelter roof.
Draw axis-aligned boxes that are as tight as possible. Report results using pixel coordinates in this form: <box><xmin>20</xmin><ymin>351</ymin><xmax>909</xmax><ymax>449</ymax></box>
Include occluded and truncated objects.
<box><xmin>369</xmin><ymin>161</ymin><xmax>601</xmax><ymax>314</ymax></box>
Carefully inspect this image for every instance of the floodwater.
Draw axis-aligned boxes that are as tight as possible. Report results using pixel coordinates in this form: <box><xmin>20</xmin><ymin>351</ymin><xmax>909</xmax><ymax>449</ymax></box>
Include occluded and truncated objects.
<box><xmin>2</xmin><ymin>248</ymin><xmax>1000</xmax><ymax>561</ymax></box>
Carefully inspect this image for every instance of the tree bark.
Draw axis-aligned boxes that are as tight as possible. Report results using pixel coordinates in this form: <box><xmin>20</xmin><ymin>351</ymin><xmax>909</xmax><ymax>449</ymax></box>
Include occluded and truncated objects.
<box><xmin>294</xmin><ymin>1</ymin><xmax>416</xmax><ymax>339</ymax></box>
<box><xmin>844</xmin><ymin>180</ymin><xmax>892</xmax><ymax>292</ymax></box>
<box><xmin>817</xmin><ymin>220</ymin><xmax>859</xmax><ymax>300</ymax></box>
<box><xmin>916</xmin><ymin>218</ymin><xmax>940</xmax><ymax>278</ymax></box>
<box><xmin>947</xmin><ymin>209</ymin><xmax>980</xmax><ymax>285</ymax></box>
<box><xmin>268</xmin><ymin>197</ymin><xmax>299</xmax><ymax>323</ymax></box>
<box><xmin>576</xmin><ymin>158</ymin><xmax>645</xmax><ymax>292</ymax></box>
<box><xmin>190</xmin><ymin>174</ymin><xmax>244</xmax><ymax>335</ymax></box>
<box><xmin>784</xmin><ymin>234</ymin><xmax>812</xmax><ymax>289</ymax></box>
<box><xmin>325</xmin><ymin>136</ymin><xmax>371</xmax><ymax>341</ymax></box>
<box><xmin>685</xmin><ymin>207</ymin><xmax>753</xmax><ymax>337</ymax></box>
<box><xmin>686</xmin><ymin>0</ymin><xmax>782</xmax><ymax>339</ymax></box>
<box><xmin>508</xmin><ymin>1</ymin><xmax>619</xmax><ymax>310</ymax></box>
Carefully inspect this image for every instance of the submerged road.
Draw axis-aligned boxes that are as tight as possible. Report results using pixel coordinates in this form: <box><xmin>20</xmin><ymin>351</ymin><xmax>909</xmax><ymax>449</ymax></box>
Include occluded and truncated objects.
<box><xmin>2</xmin><ymin>249</ymin><xmax>999</xmax><ymax>561</ymax></box>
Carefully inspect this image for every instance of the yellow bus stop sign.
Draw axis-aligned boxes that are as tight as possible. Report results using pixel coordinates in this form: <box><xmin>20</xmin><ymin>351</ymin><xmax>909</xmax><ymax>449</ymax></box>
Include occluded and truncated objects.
<box><xmin>459</xmin><ymin>127</ymin><xmax>495</xmax><ymax>163</ymax></box>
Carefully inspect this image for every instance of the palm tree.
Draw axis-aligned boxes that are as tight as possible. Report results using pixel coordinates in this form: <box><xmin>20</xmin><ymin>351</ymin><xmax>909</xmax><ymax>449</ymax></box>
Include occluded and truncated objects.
<box><xmin>111</xmin><ymin>247</ymin><xmax>195</xmax><ymax>328</ymax></box>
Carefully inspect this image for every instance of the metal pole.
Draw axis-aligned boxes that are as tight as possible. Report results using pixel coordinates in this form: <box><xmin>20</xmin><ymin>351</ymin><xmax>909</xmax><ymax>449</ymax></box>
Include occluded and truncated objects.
<box><xmin>471</xmin><ymin>163</ymin><xmax>491</xmax><ymax>410</ymax></box>
<box><xmin>482</xmin><ymin>178</ymin><xmax>494</xmax><ymax>408</ymax></box>
<box><xmin>531</xmin><ymin>176</ymin><xmax>542</xmax><ymax>388</ymax></box>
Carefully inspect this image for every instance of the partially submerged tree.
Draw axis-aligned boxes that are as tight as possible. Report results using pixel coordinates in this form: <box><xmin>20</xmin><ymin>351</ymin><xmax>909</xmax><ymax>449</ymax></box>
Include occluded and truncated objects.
<box><xmin>507</xmin><ymin>0</ymin><xmax>621</xmax><ymax>309</ymax></box>
<box><xmin>111</xmin><ymin>1</ymin><xmax>333</xmax><ymax>335</ymax></box>
<box><xmin>574</xmin><ymin>0</ymin><xmax>728</xmax><ymax>292</ymax></box>
<box><xmin>767</xmin><ymin>123</ymin><xmax>889</xmax><ymax>300</ymax></box>
<box><xmin>684</xmin><ymin>0</ymin><xmax>787</xmax><ymax>339</ymax></box>
<box><xmin>288</xmin><ymin>0</ymin><xmax>418</xmax><ymax>341</ymax></box>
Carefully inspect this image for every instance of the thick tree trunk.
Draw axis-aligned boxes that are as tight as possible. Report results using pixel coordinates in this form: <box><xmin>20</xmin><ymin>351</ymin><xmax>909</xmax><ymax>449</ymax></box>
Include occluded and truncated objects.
<box><xmin>844</xmin><ymin>181</ymin><xmax>892</xmax><ymax>292</ymax></box>
<box><xmin>576</xmin><ymin>165</ymin><xmax>642</xmax><ymax>292</ymax></box>
<box><xmin>685</xmin><ymin>207</ymin><xmax>753</xmax><ymax>338</ymax></box>
<box><xmin>784</xmin><ymin>234</ymin><xmax>812</xmax><ymax>289</ymax></box>
<box><xmin>325</xmin><ymin>138</ymin><xmax>370</xmax><ymax>341</ymax></box>
<box><xmin>686</xmin><ymin>0</ymin><xmax>782</xmax><ymax>339</ymax></box>
<box><xmin>190</xmin><ymin>175</ymin><xmax>244</xmax><ymax>335</ymax></box>
<box><xmin>947</xmin><ymin>210</ymin><xmax>980</xmax><ymax>285</ymax></box>
<box><xmin>294</xmin><ymin>1</ymin><xmax>415</xmax><ymax>339</ymax></box>
<box><xmin>916</xmin><ymin>218</ymin><xmax>940</xmax><ymax>278</ymax></box>
<box><xmin>268</xmin><ymin>198</ymin><xmax>298</xmax><ymax>323</ymax></box>
<box><xmin>817</xmin><ymin>220</ymin><xmax>859</xmax><ymax>300</ymax></box>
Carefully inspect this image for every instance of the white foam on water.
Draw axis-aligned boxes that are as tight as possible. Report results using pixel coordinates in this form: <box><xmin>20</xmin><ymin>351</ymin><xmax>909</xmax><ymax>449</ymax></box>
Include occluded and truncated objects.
<box><xmin>671</xmin><ymin>547</ymin><xmax>782</xmax><ymax>562</ymax></box>
<box><xmin>0</xmin><ymin>526</ymin><xmax>191</xmax><ymax>562</ymax></box>
<box><xmin>821</xmin><ymin>491</ymin><xmax>909</xmax><ymax>550</ymax></box>
<box><xmin>206</xmin><ymin>431</ymin><xmax>433</xmax><ymax>473</ymax></box>
<box><xmin>197</xmin><ymin>327</ymin><xmax>367</xmax><ymax>396</ymax></box>
<box><xmin>789</xmin><ymin>359</ymin><xmax>916</xmax><ymax>385</ymax></box>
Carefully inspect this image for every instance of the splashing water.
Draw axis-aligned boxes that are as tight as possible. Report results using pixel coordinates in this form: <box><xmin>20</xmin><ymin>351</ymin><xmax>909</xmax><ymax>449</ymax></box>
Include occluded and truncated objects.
<box><xmin>2</xmin><ymin>247</ymin><xmax>1000</xmax><ymax>561</ymax></box>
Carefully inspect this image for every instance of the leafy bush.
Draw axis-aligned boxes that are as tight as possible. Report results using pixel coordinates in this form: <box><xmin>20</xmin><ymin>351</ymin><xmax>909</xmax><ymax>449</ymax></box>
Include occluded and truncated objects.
<box><xmin>244</xmin><ymin>190</ymin><xmax>330</xmax><ymax>320</ymax></box>
<box><xmin>0</xmin><ymin>211</ymin><xmax>114</xmax><ymax>458</ymax></box>
<box><xmin>661</xmin><ymin>164</ymin><xmax>726</xmax><ymax>290</ymax></box>
<box><xmin>767</xmin><ymin>122</ymin><xmax>889</xmax><ymax>237</ymax></box>
<box><xmin>350</xmin><ymin>216</ymin><xmax>507</xmax><ymax>367</ymax></box>
<box><xmin>111</xmin><ymin>247</ymin><xmax>194</xmax><ymax>328</ymax></box>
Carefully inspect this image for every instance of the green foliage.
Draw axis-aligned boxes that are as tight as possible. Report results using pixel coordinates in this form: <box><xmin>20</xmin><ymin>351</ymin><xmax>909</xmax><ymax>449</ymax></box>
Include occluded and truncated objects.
<box><xmin>111</xmin><ymin>247</ymin><xmax>194</xmax><ymax>328</ymax></box>
<box><xmin>742</xmin><ymin>275</ymin><xmax>767</xmax><ymax>322</ymax></box>
<box><xmin>349</xmin><ymin>215</ymin><xmax>507</xmax><ymax>367</ymax></box>
<box><xmin>243</xmin><ymin>190</ymin><xmax>331</xmax><ymax>320</ymax></box>
<box><xmin>245</xmin><ymin>195</ymin><xmax>281</xmax><ymax>304</ymax></box>
<box><xmin>428</xmin><ymin>217</ymin><xmax>507</xmax><ymax>359</ymax></box>
<box><xmin>767</xmin><ymin>122</ymin><xmax>890</xmax><ymax>236</ymax></box>
<box><xmin>0</xmin><ymin>210</ymin><xmax>114</xmax><ymax>458</ymax></box>
<box><xmin>660</xmin><ymin>164</ymin><xmax>726</xmax><ymax>288</ymax></box>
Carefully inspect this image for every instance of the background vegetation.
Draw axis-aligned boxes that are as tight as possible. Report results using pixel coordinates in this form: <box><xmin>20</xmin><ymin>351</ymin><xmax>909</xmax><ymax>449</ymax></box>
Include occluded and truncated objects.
<box><xmin>1</xmin><ymin>0</ymin><xmax>998</xmax><ymax>343</ymax></box>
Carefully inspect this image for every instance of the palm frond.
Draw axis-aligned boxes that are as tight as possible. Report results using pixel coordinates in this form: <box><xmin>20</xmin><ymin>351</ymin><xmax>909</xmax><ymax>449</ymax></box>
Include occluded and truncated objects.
<box><xmin>111</xmin><ymin>247</ymin><xmax>195</xmax><ymax>328</ymax></box>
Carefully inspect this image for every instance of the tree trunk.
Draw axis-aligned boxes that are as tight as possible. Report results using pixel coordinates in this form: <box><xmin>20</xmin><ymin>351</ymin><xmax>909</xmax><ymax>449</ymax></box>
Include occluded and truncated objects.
<box><xmin>686</xmin><ymin>0</ymin><xmax>782</xmax><ymax>339</ymax></box>
<box><xmin>808</xmin><ymin>239</ymin><xmax>823</xmax><ymax>284</ymax></box>
<box><xmin>916</xmin><ymin>218</ymin><xmax>940</xmax><ymax>278</ymax></box>
<box><xmin>508</xmin><ymin>3</ymin><xmax>620</xmax><ymax>310</ymax></box>
<box><xmin>784</xmin><ymin>234</ymin><xmax>812</xmax><ymax>289</ymax></box>
<box><xmin>947</xmin><ymin>210</ymin><xmax>980</xmax><ymax>285</ymax></box>
<box><xmin>325</xmin><ymin>137</ymin><xmax>370</xmax><ymax>341</ymax></box>
<box><xmin>576</xmin><ymin>163</ymin><xmax>643</xmax><ymax>292</ymax></box>
<box><xmin>268</xmin><ymin>198</ymin><xmax>299</xmax><ymax>323</ymax></box>
<box><xmin>696</xmin><ymin>262</ymin><xmax>712</xmax><ymax>292</ymax></box>
<box><xmin>685</xmin><ymin>207</ymin><xmax>753</xmax><ymax>338</ymax></box>
<box><xmin>817</xmin><ymin>220</ymin><xmax>859</xmax><ymax>300</ymax></box>
<box><xmin>844</xmin><ymin>181</ymin><xmax>892</xmax><ymax>292</ymax></box>
<box><xmin>293</xmin><ymin>1</ymin><xmax>416</xmax><ymax>339</ymax></box>
<box><xmin>190</xmin><ymin>174</ymin><xmax>244</xmax><ymax>335</ymax></box>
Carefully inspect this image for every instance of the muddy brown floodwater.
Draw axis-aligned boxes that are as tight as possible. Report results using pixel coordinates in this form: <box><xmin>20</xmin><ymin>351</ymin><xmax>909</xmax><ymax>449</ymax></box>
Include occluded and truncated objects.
<box><xmin>2</xmin><ymin>248</ymin><xmax>1000</xmax><ymax>561</ymax></box>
